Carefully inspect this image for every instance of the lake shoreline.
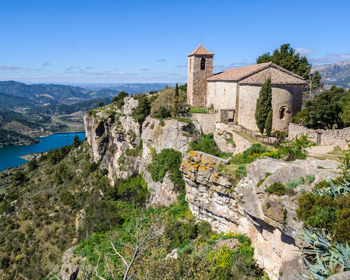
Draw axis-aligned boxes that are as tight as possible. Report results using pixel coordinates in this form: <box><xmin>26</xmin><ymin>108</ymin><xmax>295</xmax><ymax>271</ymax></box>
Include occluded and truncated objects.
<box><xmin>0</xmin><ymin>132</ymin><xmax>86</xmax><ymax>172</ymax></box>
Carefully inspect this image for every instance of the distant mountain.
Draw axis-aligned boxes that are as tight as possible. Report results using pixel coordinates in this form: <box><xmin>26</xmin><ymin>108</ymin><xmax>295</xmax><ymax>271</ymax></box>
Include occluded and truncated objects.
<box><xmin>0</xmin><ymin>92</ymin><xmax>37</xmax><ymax>109</ymax></box>
<box><xmin>313</xmin><ymin>61</ymin><xmax>350</xmax><ymax>89</ymax></box>
<box><xmin>26</xmin><ymin>97</ymin><xmax>112</xmax><ymax>115</ymax></box>
<box><xmin>0</xmin><ymin>81</ymin><xmax>119</xmax><ymax>107</ymax></box>
<box><xmin>84</xmin><ymin>83</ymin><xmax>171</xmax><ymax>94</ymax></box>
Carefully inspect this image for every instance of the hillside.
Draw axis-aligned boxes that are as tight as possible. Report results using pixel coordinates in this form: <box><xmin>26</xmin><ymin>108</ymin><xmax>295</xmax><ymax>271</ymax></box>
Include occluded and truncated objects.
<box><xmin>0</xmin><ymin>108</ymin><xmax>43</xmax><ymax>146</ymax></box>
<box><xmin>0</xmin><ymin>92</ymin><xmax>349</xmax><ymax>280</ymax></box>
<box><xmin>0</xmin><ymin>81</ymin><xmax>119</xmax><ymax>107</ymax></box>
<box><xmin>0</xmin><ymin>92</ymin><xmax>37</xmax><ymax>109</ymax></box>
<box><xmin>84</xmin><ymin>83</ymin><xmax>170</xmax><ymax>94</ymax></box>
<box><xmin>26</xmin><ymin>98</ymin><xmax>111</xmax><ymax>115</ymax></box>
<box><xmin>313</xmin><ymin>61</ymin><xmax>350</xmax><ymax>88</ymax></box>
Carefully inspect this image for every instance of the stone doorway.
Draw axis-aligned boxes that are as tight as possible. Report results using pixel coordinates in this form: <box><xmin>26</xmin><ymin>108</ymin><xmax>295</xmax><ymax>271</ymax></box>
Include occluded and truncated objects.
<box><xmin>220</xmin><ymin>109</ymin><xmax>235</xmax><ymax>123</ymax></box>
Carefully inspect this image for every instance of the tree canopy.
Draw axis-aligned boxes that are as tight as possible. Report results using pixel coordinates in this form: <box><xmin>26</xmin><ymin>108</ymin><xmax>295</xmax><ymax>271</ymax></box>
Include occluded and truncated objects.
<box><xmin>292</xmin><ymin>86</ymin><xmax>350</xmax><ymax>129</ymax></box>
<box><xmin>257</xmin><ymin>44</ymin><xmax>311</xmax><ymax>79</ymax></box>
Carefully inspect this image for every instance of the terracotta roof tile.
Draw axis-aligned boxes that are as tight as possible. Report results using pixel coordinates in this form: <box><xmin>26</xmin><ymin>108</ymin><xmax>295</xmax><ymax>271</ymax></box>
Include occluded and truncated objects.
<box><xmin>188</xmin><ymin>45</ymin><xmax>215</xmax><ymax>56</ymax></box>
<box><xmin>207</xmin><ymin>62</ymin><xmax>305</xmax><ymax>84</ymax></box>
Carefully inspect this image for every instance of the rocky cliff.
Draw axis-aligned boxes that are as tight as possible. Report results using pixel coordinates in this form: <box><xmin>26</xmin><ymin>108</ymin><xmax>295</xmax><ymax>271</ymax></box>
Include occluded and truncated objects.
<box><xmin>84</xmin><ymin>96</ymin><xmax>194</xmax><ymax>185</ymax></box>
<box><xmin>180</xmin><ymin>151</ymin><xmax>339</xmax><ymax>280</ymax></box>
<box><xmin>84</xmin><ymin>97</ymin><xmax>342</xmax><ymax>279</ymax></box>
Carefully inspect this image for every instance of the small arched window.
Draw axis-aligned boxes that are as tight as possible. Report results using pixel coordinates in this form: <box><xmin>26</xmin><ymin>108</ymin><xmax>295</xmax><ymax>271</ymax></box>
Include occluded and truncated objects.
<box><xmin>280</xmin><ymin>107</ymin><xmax>286</xmax><ymax>120</ymax></box>
<box><xmin>201</xmin><ymin>58</ymin><xmax>206</xmax><ymax>70</ymax></box>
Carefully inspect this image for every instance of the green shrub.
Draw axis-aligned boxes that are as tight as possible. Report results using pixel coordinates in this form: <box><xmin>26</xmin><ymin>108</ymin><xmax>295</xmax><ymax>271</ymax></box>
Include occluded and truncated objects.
<box><xmin>188</xmin><ymin>133</ymin><xmax>220</xmax><ymax>157</ymax></box>
<box><xmin>150</xmin><ymin>148</ymin><xmax>185</xmax><ymax>193</ymax></box>
<box><xmin>164</xmin><ymin>220</ymin><xmax>198</xmax><ymax>251</ymax></box>
<box><xmin>115</xmin><ymin>173</ymin><xmax>149</xmax><ymax>206</ymax></box>
<box><xmin>280</xmin><ymin>134</ymin><xmax>312</xmax><ymax>161</ymax></box>
<box><xmin>79</xmin><ymin>200</ymin><xmax>123</xmax><ymax>239</ymax></box>
<box><xmin>152</xmin><ymin>106</ymin><xmax>171</xmax><ymax>119</ymax></box>
<box><xmin>257</xmin><ymin>173</ymin><xmax>271</xmax><ymax>188</ymax></box>
<box><xmin>132</xmin><ymin>95</ymin><xmax>151</xmax><ymax>126</ymax></box>
<box><xmin>231</xmin><ymin>143</ymin><xmax>269</xmax><ymax>164</ymax></box>
<box><xmin>265</xmin><ymin>182</ymin><xmax>295</xmax><ymax>196</ymax></box>
<box><xmin>225</xmin><ymin>138</ymin><xmax>236</xmax><ymax>147</ymax></box>
<box><xmin>112</xmin><ymin>91</ymin><xmax>128</xmax><ymax>109</ymax></box>
<box><xmin>306</xmin><ymin>175</ymin><xmax>315</xmax><ymax>184</ymax></box>
<box><xmin>28</xmin><ymin>159</ymin><xmax>38</xmax><ymax>171</ymax></box>
<box><xmin>125</xmin><ymin>140</ymin><xmax>143</xmax><ymax>157</ymax></box>
<box><xmin>235</xmin><ymin>166</ymin><xmax>247</xmax><ymax>179</ymax></box>
<box><xmin>296</xmin><ymin>185</ymin><xmax>350</xmax><ymax>243</ymax></box>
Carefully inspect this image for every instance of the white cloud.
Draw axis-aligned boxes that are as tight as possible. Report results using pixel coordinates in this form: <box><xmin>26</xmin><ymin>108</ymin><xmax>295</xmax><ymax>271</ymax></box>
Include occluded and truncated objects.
<box><xmin>0</xmin><ymin>65</ymin><xmax>22</xmax><ymax>71</ymax></box>
<box><xmin>42</xmin><ymin>62</ymin><xmax>52</xmax><ymax>66</ymax></box>
<box><xmin>140</xmin><ymin>68</ymin><xmax>151</xmax><ymax>71</ymax></box>
<box><xmin>310</xmin><ymin>52</ymin><xmax>350</xmax><ymax>64</ymax></box>
<box><xmin>176</xmin><ymin>65</ymin><xmax>187</xmax><ymax>67</ymax></box>
<box><xmin>156</xmin><ymin>59</ymin><xmax>166</xmax><ymax>62</ymax></box>
<box><xmin>295</xmin><ymin>48</ymin><xmax>316</xmax><ymax>55</ymax></box>
<box><xmin>70</xmin><ymin>66</ymin><xmax>80</xmax><ymax>69</ymax></box>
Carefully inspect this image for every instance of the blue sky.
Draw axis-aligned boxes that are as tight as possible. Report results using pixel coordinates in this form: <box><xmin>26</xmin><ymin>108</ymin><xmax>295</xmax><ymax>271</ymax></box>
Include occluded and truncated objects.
<box><xmin>1</xmin><ymin>0</ymin><xmax>349</xmax><ymax>84</ymax></box>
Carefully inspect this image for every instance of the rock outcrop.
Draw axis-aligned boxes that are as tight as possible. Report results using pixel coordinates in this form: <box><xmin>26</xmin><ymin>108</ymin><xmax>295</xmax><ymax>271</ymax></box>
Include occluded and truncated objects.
<box><xmin>181</xmin><ymin>151</ymin><xmax>339</xmax><ymax>280</ymax></box>
<box><xmin>84</xmin><ymin>97</ymin><xmax>194</xmax><ymax>186</ymax></box>
<box><xmin>214</xmin><ymin>122</ymin><xmax>252</xmax><ymax>155</ymax></box>
<box><xmin>143</xmin><ymin>170</ymin><xmax>179</xmax><ymax>207</ymax></box>
<box><xmin>84</xmin><ymin>99</ymin><xmax>141</xmax><ymax>183</ymax></box>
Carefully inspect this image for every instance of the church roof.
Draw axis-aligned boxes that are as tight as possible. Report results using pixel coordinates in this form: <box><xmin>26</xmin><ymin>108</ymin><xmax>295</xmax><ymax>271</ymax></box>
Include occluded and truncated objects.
<box><xmin>188</xmin><ymin>45</ymin><xmax>215</xmax><ymax>57</ymax></box>
<box><xmin>207</xmin><ymin>62</ymin><xmax>306</xmax><ymax>84</ymax></box>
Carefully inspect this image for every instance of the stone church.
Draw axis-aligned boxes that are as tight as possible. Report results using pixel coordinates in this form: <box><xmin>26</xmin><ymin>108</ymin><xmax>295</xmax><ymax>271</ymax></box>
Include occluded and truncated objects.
<box><xmin>187</xmin><ymin>45</ymin><xmax>306</xmax><ymax>132</ymax></box>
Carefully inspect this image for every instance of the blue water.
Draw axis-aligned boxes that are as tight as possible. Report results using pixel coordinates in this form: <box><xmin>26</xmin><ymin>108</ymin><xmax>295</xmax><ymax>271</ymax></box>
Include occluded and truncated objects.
<box><xmin>0</xmin><ymin>132</ymin><xmax>86</xmax><ymax>172</ymax></box>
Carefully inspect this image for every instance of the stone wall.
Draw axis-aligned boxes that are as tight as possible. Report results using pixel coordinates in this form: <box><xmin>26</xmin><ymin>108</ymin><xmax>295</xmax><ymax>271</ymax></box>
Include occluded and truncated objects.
<box><xmin>288</xmin><ymin>123</ymin><xmax>350</xmax><ymax>149</ymax></box>
<box><xmin>190</xmin><ymin>113</ymin><xmax>220</xmax><ymax>134</ymax></box>
<box><xmin>206</xmin><ymin>81</ymin><xmax>237</xmax><ymax>110</ymax></box>
<box><xmin>187</xmin><ymin>54</ymin><xmax>213</xmax><ymax>107</ymax></box>
<box><xmin>237</xmin><ymin>84</ymin><xmax>304</xmax><ymax>132</ymax></box>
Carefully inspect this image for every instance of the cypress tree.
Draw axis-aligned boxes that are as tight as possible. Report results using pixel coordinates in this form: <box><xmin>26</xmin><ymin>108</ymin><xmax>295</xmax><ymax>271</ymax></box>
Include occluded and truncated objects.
<box><xmin>265</xmin><ymin>111</ymin><xmax>273</xmax><ymax>137</ymax></box>
<box><xmin>174</xmin><ymin>83</ymin><xmax>179</xmax><ymax>116</ymax></box>
<box><xmin>255</xmin><ymin>78</ymin><xmax>272</xmax><ymax>134</ymax></box>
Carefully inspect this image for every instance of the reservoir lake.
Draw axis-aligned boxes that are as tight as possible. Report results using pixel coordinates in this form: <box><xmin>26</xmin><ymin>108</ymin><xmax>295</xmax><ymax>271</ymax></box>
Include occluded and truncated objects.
<box><xmin>0</xmin><ymin>132</ymin><xmax>86</xmax><ymax>172</ymax></box>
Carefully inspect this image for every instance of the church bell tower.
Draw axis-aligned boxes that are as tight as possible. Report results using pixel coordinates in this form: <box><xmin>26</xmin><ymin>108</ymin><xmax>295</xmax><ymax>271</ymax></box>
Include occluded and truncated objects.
<box><xmin>187</xmin><ymin>45</ymin><xmax>214</xmax><ymax>107</ymax></box>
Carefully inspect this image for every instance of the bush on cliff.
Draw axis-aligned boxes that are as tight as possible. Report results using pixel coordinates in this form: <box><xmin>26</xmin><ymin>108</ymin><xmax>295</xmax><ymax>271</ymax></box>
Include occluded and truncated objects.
<box><xmin>150</xmin><ymin>148</ymin><xmax>185</xmax><ymax>193</ymax></box>
<box><xmin>151</xmin><ymin>88</ymin><xmax>188</xmax><ymax>117</ymax></box>
<box><xmin>296</xmin><ymin>178</ymin><xmax>350</xmax><ymax>243</ymax></box>
<box><xmin>188</xmin><ymin>133</ymin><xmax>220</xmax><ymax>157</ymax></box>
<box><xmin>112</xmin><ymin>91</ymin><xmax>128</xmax><ymax>109</ymax></box>
<box><xmin>132</xmin><ymin>94</ymin><xmax>151</xmax><ymax>126</ymax></box>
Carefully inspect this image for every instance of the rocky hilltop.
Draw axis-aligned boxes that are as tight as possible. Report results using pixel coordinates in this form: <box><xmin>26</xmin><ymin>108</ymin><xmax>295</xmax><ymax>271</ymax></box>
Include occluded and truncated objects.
<box><xmin>83</xmin><ymin>95</ymin><xmax>342</xmax><ymax>279</ymax></box>
<box><xmin>313</xmin><ymin>60</ymin><xmax>350</xmax><ymax>88</ymax></box>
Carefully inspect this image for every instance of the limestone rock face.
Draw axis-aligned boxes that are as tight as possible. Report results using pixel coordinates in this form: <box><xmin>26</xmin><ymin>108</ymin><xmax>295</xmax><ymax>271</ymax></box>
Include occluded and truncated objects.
<box><xmin>84</xmin><ymin>98</ymin><xmax>142</xmax><ymax>184</ymax></box>
<box><xmin>140</xmin><ymin>116</ymin><xmax>194</xmax><ymax>172</ymax></box>
<box><xmin>84</xmin><ymin>98</ymin><xmax>195</xmax><ymax>185</ymax></box>
<box><xmin>60</xmin><ymin>247</ymin><xmax>82</xmax><ymax>280</ymax></box>
<box><xmin>214</xmin><ymin>123</ymin><xmax>252</xmax><ymax>155</ymax></box>
<box><xmin>181</xmin><ymin>151</ymin><xmax>339</xmax><ymax>280</ymax></box>
<box><xmin>143</xmin><ymin>170</ymin><xmax>179</xmax><ymax>207</ymax></box>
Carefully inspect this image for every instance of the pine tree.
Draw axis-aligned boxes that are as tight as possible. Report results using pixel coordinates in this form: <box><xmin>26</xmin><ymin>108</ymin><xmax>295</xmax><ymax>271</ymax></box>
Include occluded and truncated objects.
<box><xmin>73</xmin><ymin>135</ymin><xmax>80</xmax><ymax>148</ymax></box>
<box><xmin>174</xmin><ymin>83</ymin><xmax>179</xmax><ymax>116</ymax></box>
<box><xmin>265</xmin><ymin>111</ymin><xmax>273</xmax><ymax>137</ymax></box>
<box><xmin>255</xmin><ymin>78</ymin><xmax>272</xmax><ymax>134</ymax></box>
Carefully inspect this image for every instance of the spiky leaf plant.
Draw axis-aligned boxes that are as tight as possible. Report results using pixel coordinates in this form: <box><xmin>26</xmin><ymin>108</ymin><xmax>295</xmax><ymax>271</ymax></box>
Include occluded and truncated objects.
<box><xmin>312</xmin><ymin>177</ymin><xmax>350</xmax><ymax>198</ymax></box>
<box><xmin>297</xmin><ymin>228</ymin><xmax>350</xmax><ymax>279</ymax></box>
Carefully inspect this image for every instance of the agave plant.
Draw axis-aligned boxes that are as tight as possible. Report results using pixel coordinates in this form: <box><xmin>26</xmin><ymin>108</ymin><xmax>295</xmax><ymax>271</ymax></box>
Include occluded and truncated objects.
<box><xmin>312</xmin><ymin>177</ymin><xmax>350</xmax><ymax>198</ymax></box>
<box><xmin>297</xmin><ymin>228</ymin><xmax>350</xmax><ymax>279</ymax></box>
<box><xmin>299</xmin><ymin>252</ymin><xmax>343</xmax><ymax>279</ymax></box>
